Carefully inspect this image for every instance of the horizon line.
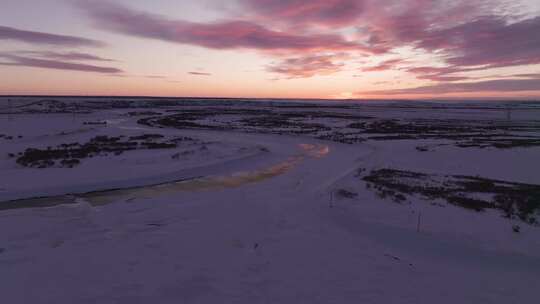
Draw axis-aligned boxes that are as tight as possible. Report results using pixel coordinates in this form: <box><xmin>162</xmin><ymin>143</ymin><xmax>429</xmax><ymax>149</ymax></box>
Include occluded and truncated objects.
<box><xmin>1</xmin><ymin>94</ymin><xmax>539</xmax><ymax>103</ymax></box>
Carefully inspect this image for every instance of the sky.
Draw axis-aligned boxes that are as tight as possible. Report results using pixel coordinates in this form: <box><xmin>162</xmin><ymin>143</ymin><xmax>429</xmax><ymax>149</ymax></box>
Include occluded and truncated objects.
<box><xmin>0</xmin><ymin>0</ymin><xmax>539</xmax><ymax>99</ymax></box>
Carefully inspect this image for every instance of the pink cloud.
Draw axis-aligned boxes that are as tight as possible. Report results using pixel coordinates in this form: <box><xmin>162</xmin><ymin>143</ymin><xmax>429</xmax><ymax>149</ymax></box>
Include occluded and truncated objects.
<box><xmin>241</xmin><ymin>0</ymin><xmax>365</xmax><ymax>28</ymax></box>
<box><xmin>405</xmin><ymin>66</ymin><xmax>470</xmax><ymax>82</ymax></box>
<box><xmin>76</xmin><ymin>1</ymin><xmax>360</xmax><ymax>52</ymax></box>
<box><xmin>73</xmin><ymin>0</ymin><xmax>540</xmax><ymax>83</ymax></box>
<box><xmin>267</xmin><ymin>54</ymin><xmax>347</xmax><ymax>78</ymax></box>
<box><xmin>363</xmin><ymin>0</ymin><xmax>483</xmax><ymax>47</ymax></box>
<box><xmin>361</xmin><ymin>59</ymin><xmax>406</xmax><ymax>72</ymax></box>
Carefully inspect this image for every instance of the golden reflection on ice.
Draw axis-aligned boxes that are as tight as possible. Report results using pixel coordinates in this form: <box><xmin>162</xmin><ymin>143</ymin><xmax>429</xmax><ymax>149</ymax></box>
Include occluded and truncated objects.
<box><xmin>298</xmin><ymin>143</ymin><xmax>330</xmax><ymax>158</ymax></box>
<box><xmin>85</xmin><ymin>154</ymin><xmax>305</xmax><ymax>204</ymax></box>
<box><xmin>4</xmin><ymin>144</ymin><xmax>330</xmax><ymax>208</ymax></box>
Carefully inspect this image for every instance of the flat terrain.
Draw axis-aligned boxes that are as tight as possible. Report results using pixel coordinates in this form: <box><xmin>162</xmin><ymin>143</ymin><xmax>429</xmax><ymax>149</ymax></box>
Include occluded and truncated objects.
<box><xmin>1</xmin><ymin>97</ymin><xmax>539</xmax><ymax>303</ymax></box>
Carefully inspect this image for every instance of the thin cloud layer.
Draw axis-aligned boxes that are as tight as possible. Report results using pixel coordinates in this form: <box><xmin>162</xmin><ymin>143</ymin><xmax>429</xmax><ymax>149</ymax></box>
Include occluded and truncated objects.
<box><xmin>364</xmin><ymin>78</ymin><xmax>540</xmax><ymax>95</ymax></box>
<box><xmin>0</xmin><ymin>24</ymin><xmax>120</xmax><ymax>75</ymax></box>
<box><xmin>0</xmin><ymin>53</ymin><xmax>122</xmax><ymax>74</ymax></box>
<box><xmin>0</xmin><ymin>25</ymin><xmax>105</xmax><ymax>47</ymax></box>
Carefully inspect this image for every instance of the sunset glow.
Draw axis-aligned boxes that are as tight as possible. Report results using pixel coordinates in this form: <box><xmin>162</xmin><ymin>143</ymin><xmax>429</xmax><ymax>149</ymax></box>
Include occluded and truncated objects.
<box><xmin>1</xmin><ymin>0</ymin><xmax>540</xmax><ymax>99</ymax></box>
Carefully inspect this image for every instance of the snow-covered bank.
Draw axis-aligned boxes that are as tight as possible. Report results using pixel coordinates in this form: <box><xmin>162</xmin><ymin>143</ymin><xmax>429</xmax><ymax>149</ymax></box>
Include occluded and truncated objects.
<box><xmin>1</xmin><ymin>99</ymin><xmax>539</xmax><ymax>303</ymax></box>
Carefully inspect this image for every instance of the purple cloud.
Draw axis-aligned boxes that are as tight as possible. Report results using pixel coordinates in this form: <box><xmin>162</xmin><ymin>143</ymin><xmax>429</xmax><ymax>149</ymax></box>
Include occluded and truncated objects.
<box><xmin>0</xmin><ymin>54</ymin><xmax>122</xmax><ymax>74</ymax></box>
<box><xmin>0</xmin><ymin>25</ymin><xmax>105</xmax><ymax>47</ymax></box>
<box><xmin>361</xmin><ymin>12</ymin><xmax>540</xmax><ymax>82</ymax></box>
<box><xmin>75</xmin><ymin>1</ymin><xmax>361</xmax><ymax>52</ymax></box>
<box><xmin>365</xmin><ymin>5</ymin><xmax>540</xmax><ymax>79</ymax></box>
<box><xmin>70</xmin><ymin>0</ymin><xmax>540</xmax><ymax>85</ymax></box>
<box><xmin>419</xmin><ymin>16</ymin><xmax>540</xmax><ymax>69</ymax></box>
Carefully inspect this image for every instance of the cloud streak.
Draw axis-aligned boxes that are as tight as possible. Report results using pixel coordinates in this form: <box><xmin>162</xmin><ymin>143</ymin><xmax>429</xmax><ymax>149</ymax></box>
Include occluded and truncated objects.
<box><xmin>19</xmin><ymin>51</ymin><xmax>114</xmax><ymax>62</ymax></box>
<box><xmin>0</xmin><ymin>54</ymin><xmax>122</xmax><ymax>74</ymax></box>
<box><xmin>0</xmin><ymin>25</ymin><xmax>105</xmax><ymax>47</ymax></box>
<box><xmin>189</xmin><ymin>72</ymin><xmax>212</xmax><ymax>76</ymax></box>
<box><xmin>361</xmin><ymin>59</ymin><xmax>406</xmax><ymax>72</ymax></box>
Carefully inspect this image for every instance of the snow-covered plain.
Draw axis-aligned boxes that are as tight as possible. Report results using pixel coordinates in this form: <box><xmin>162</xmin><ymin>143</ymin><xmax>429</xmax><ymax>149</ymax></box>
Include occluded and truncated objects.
<box><xmin>1</xmin><ymin>97</ymin><xmax>539</xmax><ymax>303</ymax></box>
